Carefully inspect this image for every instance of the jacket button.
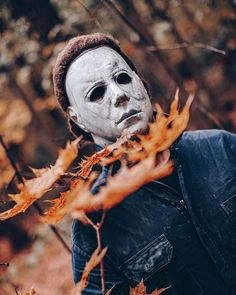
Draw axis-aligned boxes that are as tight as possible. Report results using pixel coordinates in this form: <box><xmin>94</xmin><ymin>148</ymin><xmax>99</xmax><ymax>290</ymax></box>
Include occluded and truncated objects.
<box><xmin>144</xmin><ymin>262</ymin><xmax>153</xmax><ymax>272</ymax></box>
<box><xmin>180</xmin><ymin>199</ymin><xmax>187</xmax><ymax>208</ymax></box>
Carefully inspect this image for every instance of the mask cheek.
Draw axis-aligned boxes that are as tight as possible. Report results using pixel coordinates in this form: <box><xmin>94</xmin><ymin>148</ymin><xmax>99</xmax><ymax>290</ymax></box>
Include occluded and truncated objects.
<box><xmin>130</xmin><ymin>77</ymin><xmax>149</xmax><ymax>101</ymax></box>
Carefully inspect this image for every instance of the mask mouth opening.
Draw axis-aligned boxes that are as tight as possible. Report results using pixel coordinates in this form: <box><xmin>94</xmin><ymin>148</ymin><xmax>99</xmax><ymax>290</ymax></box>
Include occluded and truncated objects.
<box><xmin>117</xmin><ymin>109</ymin><xmax>141</xmax><ymax>124</ymax></box>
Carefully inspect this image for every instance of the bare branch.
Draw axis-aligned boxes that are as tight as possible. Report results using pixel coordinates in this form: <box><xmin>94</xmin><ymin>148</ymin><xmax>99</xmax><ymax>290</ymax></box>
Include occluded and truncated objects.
<box><xmin>0</xmin><ymin>262</ymin><xmax>10</xmax><ymax>267</ymax></box>
<box><xmin>148</xmin><ymin>42</ymin><xmax>226</xmax><ymax>55</ymax></box>
<box><xmin>0</xmin><ymin>135</ymin><xmax>72</xmax><ymax>254</ymax></box>
<box><xmin>75</xmin><ymin>0</ymin><xmax>105</xmax><ymax>32</ymax></box>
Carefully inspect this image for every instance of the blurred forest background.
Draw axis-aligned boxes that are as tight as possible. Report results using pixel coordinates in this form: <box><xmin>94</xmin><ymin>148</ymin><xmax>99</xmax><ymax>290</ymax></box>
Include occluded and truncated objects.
<box><xmin>0</xmin><ymin>0</ymin><xmax>236</xmax><ymax>294</ymax></box>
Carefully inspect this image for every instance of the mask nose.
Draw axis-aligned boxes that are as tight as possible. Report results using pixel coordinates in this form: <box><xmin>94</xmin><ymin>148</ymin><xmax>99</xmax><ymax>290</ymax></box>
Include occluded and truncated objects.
<box><xmin>114</xmin><ymin>94</ymin><xmax>130</xmax><ymax>107</ymax></box>
<box><xmin>111</xmin><ymin>84</ymin><xmax>130</xmax><ymax>107</ymax></box>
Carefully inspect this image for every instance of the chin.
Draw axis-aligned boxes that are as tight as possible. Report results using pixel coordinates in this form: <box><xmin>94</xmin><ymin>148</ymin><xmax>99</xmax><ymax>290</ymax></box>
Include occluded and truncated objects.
<box><xmin>123</xmin><ymin>121</ymin><xmax>149</xmax><ymax>136</ymax></box>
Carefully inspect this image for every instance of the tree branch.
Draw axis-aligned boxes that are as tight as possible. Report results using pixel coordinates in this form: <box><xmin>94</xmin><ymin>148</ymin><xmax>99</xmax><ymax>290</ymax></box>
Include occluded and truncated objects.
<box><xmin>148</xmin><ymin>42</ymin><xmax>226</xmax><ymax>55</ymax></box>
<box><xmin>75</xmin><ymin>0</ymin><xmax>105</xmax><ymax>32</ymax></box>
<box><xmin>0</xmin><ymin>135</ymin><xmax>72</xmax><ymax>254</ymax></box>
<box><xmin>0</xmin><ymin>262</ymin><xmax>10</xmax><ymax>267</ymax></box>
<box><xmin>84</xmin><ymin>212</ymin><xmax>106</xmax><ymax>294</ymax></box>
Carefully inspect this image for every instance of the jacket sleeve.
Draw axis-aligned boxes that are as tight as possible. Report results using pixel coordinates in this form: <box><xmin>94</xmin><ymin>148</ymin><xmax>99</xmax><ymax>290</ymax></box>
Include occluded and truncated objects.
<box><xmin>72</xmin><ymin>241</ymin><xmax>129</xmax><ymax>294</ymax></box>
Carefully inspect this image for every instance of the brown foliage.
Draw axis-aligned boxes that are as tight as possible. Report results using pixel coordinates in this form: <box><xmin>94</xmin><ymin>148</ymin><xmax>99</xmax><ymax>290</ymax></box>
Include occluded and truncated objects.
<box><xmin>129</xmin><ymin>281</ymin><xmax>170</xmax><ymax>295</ymax></box>
<box><xmin>20</xmin><ymin>288</ymin><xmax>37</xmax><ymax>295</ymax></box>
<box><xmin>41</xmin><ymin>177</ymin><xmax>86</xmax><ymax>224</ymax></box>
<box><xmin>0</xmin><ymin>138</ymin><xmax>81</xmax><ymax>220</ymax></box>
<box><xmin>71</xmin><ymin>154</ymin><xmax>173</xmax><ymax>215</ymax></box>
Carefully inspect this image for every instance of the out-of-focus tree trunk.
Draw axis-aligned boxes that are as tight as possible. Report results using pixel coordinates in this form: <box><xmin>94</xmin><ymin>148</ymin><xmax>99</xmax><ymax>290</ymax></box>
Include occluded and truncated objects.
<box><xmin>6</xmin><ymin>0</ymin><xmax>61</xmax><ymax>43</ymax></box>
<box><xmin>0</xmin><ymin>220</ymin><xmax>32</xmax><ymax>251</ymax></box>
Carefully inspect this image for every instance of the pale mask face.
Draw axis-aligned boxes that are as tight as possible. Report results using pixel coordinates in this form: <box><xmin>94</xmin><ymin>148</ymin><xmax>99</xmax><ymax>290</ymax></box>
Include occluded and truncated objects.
<box><xmin>65</xmin><ymin>46</ymin><xmax>153</xmax><ymax>147</ymax></box>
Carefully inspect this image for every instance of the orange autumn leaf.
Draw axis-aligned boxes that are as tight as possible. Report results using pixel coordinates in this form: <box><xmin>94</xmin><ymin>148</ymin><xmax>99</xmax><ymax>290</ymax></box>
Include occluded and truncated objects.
<box><xmin>100</xmin><ymin>140</ymin><xmax>140</xmax><ymax>166</ymax></box>
<box><xmin>128</xmin><ymin>92</ymin><xmax>193</xmax><ymax>162</ymax></box>
<box><xmin>149</xmin><ymin>93</ymin><xmax>193</xmax><ymax>152</ymax></box>
<box><xmin>105</xmin><ymin>286</ymin><xmax>115</xmax><ymax>295</ymax></box>
<box><xmin>41</xmin><ymin>177</ymin><xmax>86</xmax><ymax>224</ymax></box>
<box><xmin>166</xmin><ymin>88</ymin><xmax>180</xmax><ymax>124</ymax></box>
<box><xmin>130</xmin><ymin>280</ymin><xmax>170</xmax><ymax>295</ymax></box>
<box><xmin>20</xmin><ymin>288</ymin><xmax>37</xmax><ymax>295</ymax></box>
<box><xmin>78</xmin><ymin>135</ymin><xmax>132</xmax><ymax>177</ymax></box>
<box><xmin>79</xmin><ymin>147</ymin><xmax>111</xmax><ymax>177</ymax></box>
<box><xmin>71</xmin><ymin>154</ymin><xmax>173</xmax><ymax>215</ymax></box>
<box><xmin>41</xmin><ymin>194</ymin><xmax>67</xmax><ymax>224</ymax></box>
<box><xmin>70</xmin><ymin>247</ymin><xmax>108</xmax><ymax>295</ymax></box>
<box><xmin>0</xmin><ymin>138</ymin><xmax>81</xmax><ymax>221</ymax></box>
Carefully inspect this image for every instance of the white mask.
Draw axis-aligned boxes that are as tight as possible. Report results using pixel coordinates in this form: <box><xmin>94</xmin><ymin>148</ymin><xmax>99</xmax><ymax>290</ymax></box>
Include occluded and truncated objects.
<box><xmin>65</xmin><ymin>46</ymin><xmax>153</xmax><ymax>147</ymax></box>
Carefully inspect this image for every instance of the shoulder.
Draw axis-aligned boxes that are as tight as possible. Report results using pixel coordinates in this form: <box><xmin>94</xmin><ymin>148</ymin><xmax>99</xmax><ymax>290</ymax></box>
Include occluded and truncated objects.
<box><xmin>178</xmin><ymin>129</ymin><xmax>236</xmax><ymax>154</ymax></box>
<box><xmin>176</xmin><ymin>129</ymin><xmax>236</xmax><ymax>185</ymax></box>
<box><xmin>181</xmin><ymin>129</ymin><xmax>235</xmax><ymax>143</ymax></box>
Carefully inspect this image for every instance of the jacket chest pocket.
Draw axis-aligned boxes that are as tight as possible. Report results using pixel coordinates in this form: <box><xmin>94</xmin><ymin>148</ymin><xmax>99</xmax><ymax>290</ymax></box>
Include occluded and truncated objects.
<box><xmin>220</xmin><ymin>193</ymin><xmax>236</xmax><ymax>226</ymax></box>
<box><xmin>117</xmin><ymin>234</ymin><xmax>204</xmax><ymax>295</ymax></box>
<box><xmin>118</xmin><ymin>234</ymin><xmax>173</xmax><ymax>283</ymax></box>
<box><xmin>214</xmin><ymin>176</ymin><xmax>236</xmax><ymax>228</ymax></box>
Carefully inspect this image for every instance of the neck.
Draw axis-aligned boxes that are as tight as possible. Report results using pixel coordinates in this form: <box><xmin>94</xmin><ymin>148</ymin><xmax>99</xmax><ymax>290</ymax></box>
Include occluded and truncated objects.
<box><xmin>92</xmin><ymin>134</ymin><xmax>114</xmax><ymax>148</ymax></box>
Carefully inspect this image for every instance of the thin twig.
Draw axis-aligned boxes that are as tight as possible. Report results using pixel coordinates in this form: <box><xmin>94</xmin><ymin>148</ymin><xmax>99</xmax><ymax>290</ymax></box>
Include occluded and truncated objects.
<box><xmin>196</xmin><ymin>105</ymin><xmax>224</xmax><ymax>129</ymax></box>
<box><xmin>0</xmin><ymin>135</ymin><xmax>72</xmax><ymax>254</ymax></box>
<box><xmin>75</xmin><ymin>0</ymin><xmax>105</xmax><ymax>32</ymax></box>
<box><xmin>0</xmin><ymin>262</ymin><xmax>10</xmax><ymax>267</ymax></box>
<box><xmin>9</xmin><ymin>75</ymin><xmax>57</xmax><ymax>155</ymax></box>
<box><xmin>0</xmin><ymin>137</ymin><xmax>24</xmax><ymax>183</ymax></box>
<box><xmin>97</xmin><ymin>211</ymin><xmax>106</xmax><ymax>294</ymax></box>
<box><xmin>148</xmin><ymin>42</ymin><xmax>226</xmax><ymax>55</ymax></box>
<box><xmin>3</xmin><ymin>172</ymin><xmax>16</xmax><ymax>195</ymax></box>
<box><xmin>84</xmin><ymin>212</ymin><xmax>106</xmax><ymax>294</ymax></box>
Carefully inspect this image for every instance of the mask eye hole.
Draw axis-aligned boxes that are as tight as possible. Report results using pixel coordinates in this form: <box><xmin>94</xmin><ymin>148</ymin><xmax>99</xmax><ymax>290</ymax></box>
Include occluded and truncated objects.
<box><xmin>90</xmin><ymin>86</ymin><xmax>106</xmax><ymax>102</ymax></box>
<box><xmin>116</xmin><ymin>73</ymin><xmax>132</xmax><ymax>84</ymax></box>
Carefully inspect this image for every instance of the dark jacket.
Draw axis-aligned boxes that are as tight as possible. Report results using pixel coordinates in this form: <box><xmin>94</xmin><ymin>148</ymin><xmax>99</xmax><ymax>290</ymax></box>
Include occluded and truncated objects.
<box><xmin>71</xmin><ymin>129</ymin><xmax>236</xmax><ymax>295</ymax></box>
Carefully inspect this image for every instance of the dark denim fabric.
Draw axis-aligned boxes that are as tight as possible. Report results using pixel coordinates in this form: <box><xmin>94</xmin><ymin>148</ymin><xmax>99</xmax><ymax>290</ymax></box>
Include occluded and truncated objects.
<box><xmin>71</xmin><ymin>130</ymin><xmax>236</xmax><ymax>294</ymax></box>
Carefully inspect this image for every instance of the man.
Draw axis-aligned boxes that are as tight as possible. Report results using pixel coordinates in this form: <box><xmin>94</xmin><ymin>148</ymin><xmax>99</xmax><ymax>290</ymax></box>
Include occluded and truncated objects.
<box><xmin>53</xmin><ymin>33</ymin><xmax>236</xmax><ymax>294</ymax></box>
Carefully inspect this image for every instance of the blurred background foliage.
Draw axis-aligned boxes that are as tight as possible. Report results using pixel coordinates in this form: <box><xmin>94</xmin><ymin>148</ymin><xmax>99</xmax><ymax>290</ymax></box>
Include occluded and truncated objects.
<box><xmin>0</xmin><ymin>0</ymin><xmax>236</xmax><ymax>294</ymax></box>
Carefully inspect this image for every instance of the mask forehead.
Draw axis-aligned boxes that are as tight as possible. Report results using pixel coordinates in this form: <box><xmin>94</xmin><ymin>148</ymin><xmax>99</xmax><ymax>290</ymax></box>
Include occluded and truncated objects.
<box><xmin>65</xmin><ymin>46</ymin><xmax>132</xmax><ymax>108</ymax></box>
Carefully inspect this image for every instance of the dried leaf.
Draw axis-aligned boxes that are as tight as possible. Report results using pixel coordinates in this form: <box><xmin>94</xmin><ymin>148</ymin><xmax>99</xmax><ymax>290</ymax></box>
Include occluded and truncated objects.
<box><xmin>20</xmin><ymin>288</ymin><xmax>37</xmax><ymax>295</ymax></box>
<box><xmin>0</xmin><ymin>138</ymin><xmax>81</xmax><ymax>221</ymax></box>
<box><xmin>130</xmin><ymin>280</ymin><xmax>170</xmax><ymax>295</ymax></box>
<box><xmin>70</xmin><ymin>247</ymin><xmax>108</xmax><ymax>295</ymax></box>
<box><xmin>71</xmin><ymin>154</ymin><xmax>173</xmax><ymax>215</ymax></box>
<box><xmin>79</xmin><ymin>147</ymin><xmax>111</xmax><ymax>177</ymax></box>
<box><xmin>129</xmin><ymin>93</ymin><xmax>194</xmax><ymax>161</ymax></box>
<box><xmin>78</xmin><ymin>136</ymin><xmax>131</xmax><ymax>177</ymax></box>
<box><xmin>41</xmin><ymin>177</ymin><xmax>85</xmax><ymax>224</ymax></box>
<box><xmin>105</xmin><ymin>286</ymin><xmax>115</xmax><ymax>295</ymax></box>
<box><xmin>166</xmin><ymin>88</ymin><xmax>179</xmax><ymax>124</ymax></box>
